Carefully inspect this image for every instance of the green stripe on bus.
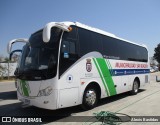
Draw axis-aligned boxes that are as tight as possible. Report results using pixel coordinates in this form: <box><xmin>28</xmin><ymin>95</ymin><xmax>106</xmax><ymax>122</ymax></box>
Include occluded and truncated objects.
<box><xmin>20</xmin><ymin>80</ymin><xmax>29</xmax><ymax>96</ymax></box>
<box><xmin>109</xmin><ymin>60</ymin><xmax>114</xmax><ymax>76</ymax></box>
<box><xmin>96</xmin><ymin>58</ymin><xmax>117</xmax><ymax>96</ymax></box>
<box><xmin>93</xmin><ymin>58</ymin><xmax>109</xmax><ymax>96</ymax></box>
<box><xmin>19</xmin><ymin>80</ymin><xmax>24</xmax><ymax>95</ymax></box>
<box><xmin>106</xmin><ymin>59</ymin><xmax>114</xmax><ymax>76</ymax></box>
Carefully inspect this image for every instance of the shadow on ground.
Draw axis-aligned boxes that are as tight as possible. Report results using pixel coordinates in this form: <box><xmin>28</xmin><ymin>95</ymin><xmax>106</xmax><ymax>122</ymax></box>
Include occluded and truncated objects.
<box><xmin>0</xmin><ymin>89</ymin><xmax>146</xmax><ymax>124</ymax></box>
<box><xmin>0</xmin><ymin>91</ymin><xmax>17</xmax><ymax>100</ymax></box>
<box><xmin>98</xmin><ymin>89</ymin><xmax>145</xmax><ymax>106</ymax></box>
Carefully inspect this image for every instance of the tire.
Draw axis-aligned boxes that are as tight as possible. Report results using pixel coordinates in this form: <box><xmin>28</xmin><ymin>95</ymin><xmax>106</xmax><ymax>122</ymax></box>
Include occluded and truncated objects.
<box><xmin>81</xmin><ymin>87</ymin><xmax>98</xmax><ymax>110</ymax></box>
<box><xmin>130</xmin><ymin>80</ymin><xmax>139</xmax><ymax>95</ymax></box>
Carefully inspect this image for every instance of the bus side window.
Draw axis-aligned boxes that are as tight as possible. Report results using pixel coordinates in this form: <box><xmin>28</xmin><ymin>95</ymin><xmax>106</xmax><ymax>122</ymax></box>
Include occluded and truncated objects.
<box><xmin>61</xmin><ymin>40</ymin><xmax>76</xmax><ymax>58</ymax></box>
<box><xmin>69</xmin><ymin>42</ymin><xmax>76</xmax><ymax>54</ymax></box>
<box><xmin>59</xmin><ymin>39</ymin><xmax>77</xmax><ymax>77</ymax></box>
<box><xmin>59</xmin><ymin>26</ymin><xmax>79</xmax><ymax>77</ymax></box>
<box><xmin>62</xmin><ymin>41</ymin><xmax>70</xmax><ymax>58</ymax></box>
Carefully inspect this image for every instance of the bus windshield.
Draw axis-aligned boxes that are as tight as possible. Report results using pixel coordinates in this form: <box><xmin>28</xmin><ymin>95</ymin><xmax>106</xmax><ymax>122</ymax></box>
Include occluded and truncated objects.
<box><xmin>15</xmin><ymin>27</ymin><xmax>62</xmax><ymax>80</ymax></box>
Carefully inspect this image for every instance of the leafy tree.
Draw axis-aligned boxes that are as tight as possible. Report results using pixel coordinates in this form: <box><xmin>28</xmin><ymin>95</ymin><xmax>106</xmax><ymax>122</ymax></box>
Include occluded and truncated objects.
<box><xmin>150</xmin><ymin>57</ymin><xmax>158</xmax><ymax>66</ymax></box>
<box><xmin>154</xmin><ymin>43</ymin><xmax>160</xmax><ymax>64</ymax></box>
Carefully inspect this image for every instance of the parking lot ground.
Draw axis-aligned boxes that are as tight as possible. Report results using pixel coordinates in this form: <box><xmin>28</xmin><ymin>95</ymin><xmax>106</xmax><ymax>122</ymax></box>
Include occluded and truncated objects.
<box><xmin>0</xmin><ymin>73</ymin><xmax>160</xmax><ymax>125</ymax></box>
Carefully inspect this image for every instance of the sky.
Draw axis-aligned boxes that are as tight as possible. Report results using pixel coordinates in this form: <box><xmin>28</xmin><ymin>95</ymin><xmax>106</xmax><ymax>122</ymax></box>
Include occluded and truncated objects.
<box><xmin>0</xmin><ymin>0</ymin><xmax>160</xmax><ymax>58</ymax></box>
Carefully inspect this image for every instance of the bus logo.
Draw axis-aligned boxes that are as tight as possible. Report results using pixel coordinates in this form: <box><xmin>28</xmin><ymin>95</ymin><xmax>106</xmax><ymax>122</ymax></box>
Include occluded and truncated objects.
<box><xmin>86</xmin><ymin>59</ymin><xmax>92</xmax><ymax>72</ymax></box>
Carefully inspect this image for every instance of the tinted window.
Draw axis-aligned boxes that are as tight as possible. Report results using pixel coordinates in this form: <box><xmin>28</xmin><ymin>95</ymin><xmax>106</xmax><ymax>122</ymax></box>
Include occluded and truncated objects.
<box><xmin>102</xmin><ymin>36</ymin><xmax>120</xmax><ymax>59</ymax></box>
<box><xmin>69</xmin><ymin>41</ymin><xmax>76</xmax><ymax>54</ymax></box>
<box><xmin>62</xmin><ymin>25</ymin><xmax>77</xmax><ymax>40</ymax></box>
<box><xmin>78</xmin><ymin>27</ymin><xmax>148</xmax><ymax>62</ymax></box>
<box><xmin>78</xmin><ymin>28</ymin><xmax>103</xmax><ymax>56</ymax></box>
<box><xmin>102</xmin><ymin>35</ymin><xmax>148</xmax><ymax>62</ymax></box>
<box><xmin>59</xmin><ymin>26</ymin><xmax>78</xmax><ymax>77</ymax></box>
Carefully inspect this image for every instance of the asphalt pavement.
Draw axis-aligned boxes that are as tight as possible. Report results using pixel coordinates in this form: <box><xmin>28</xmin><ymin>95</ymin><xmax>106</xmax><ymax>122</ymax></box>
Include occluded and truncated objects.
<box><xmin>0</xmin><ymin>73</ymin><xmax>160</xmax><ymax>125</ymax></box>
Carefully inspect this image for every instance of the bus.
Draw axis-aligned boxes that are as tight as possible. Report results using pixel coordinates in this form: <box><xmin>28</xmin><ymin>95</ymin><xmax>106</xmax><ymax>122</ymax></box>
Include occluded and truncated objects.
<box><xmin>7</xmin><ymin>21</ymin><xmax>149</xmax><ymax>110</ymax></box>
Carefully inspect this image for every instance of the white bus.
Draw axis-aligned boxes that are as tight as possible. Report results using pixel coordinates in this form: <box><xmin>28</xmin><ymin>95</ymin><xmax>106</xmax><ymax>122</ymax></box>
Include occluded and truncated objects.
<box><xmin>7</xmin><ymin>21</ymin><xmax>149</xmax><ymax>110</ymax></box>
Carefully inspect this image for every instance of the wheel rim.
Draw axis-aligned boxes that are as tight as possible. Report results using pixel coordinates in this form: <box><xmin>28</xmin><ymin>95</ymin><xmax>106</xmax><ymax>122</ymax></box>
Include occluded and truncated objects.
<box><xmin>133</xmin><ymin>81</ymin><xmax>138</xmax><ymax>93</ymax></box>
<box><xmin>85</xmin><ymin>89</ymin><xmax>96</xmax><ymax>106</ymax></box>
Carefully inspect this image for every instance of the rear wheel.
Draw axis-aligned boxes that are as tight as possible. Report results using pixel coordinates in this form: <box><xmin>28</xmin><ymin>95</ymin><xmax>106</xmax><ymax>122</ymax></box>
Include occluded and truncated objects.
<box><xmin>81</xmin><ymin>87</ymin><xmax>98</xmax><ymax>110</ymax></box>
<box><xmin>130</xmin><ymin>80</ymin><xmax>139</xmax><ymax>95</ymax></box>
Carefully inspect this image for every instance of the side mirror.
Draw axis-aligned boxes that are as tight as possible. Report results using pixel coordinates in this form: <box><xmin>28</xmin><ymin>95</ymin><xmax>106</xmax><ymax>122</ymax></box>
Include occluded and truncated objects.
<box><xmin>43</xmin><ymin>22</ymin><xmax>69</xmax><ymax>43</ymax></box>
<box><xmin>7</xmin><ymin>38</ymin><xmax>28</xmax><ymax>54</ymax></box>
<box><xmin>9</xmin><ymin>49</ymin><xmax>22</xmax><ymax>61</ymax></box>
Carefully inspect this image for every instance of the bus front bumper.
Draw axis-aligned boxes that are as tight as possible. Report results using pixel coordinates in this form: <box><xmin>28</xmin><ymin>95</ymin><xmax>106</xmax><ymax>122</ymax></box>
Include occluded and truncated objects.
<box><xmin>17</xmin><ymin>89</ymin><xmax>58</xmax><ymax>110</ymax></box>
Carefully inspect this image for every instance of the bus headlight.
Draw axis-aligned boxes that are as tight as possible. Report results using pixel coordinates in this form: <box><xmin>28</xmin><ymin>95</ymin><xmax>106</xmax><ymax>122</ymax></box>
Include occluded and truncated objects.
<box><xmin>38</xmin><ymin>86</ymin><xmax>53</xmax><ymax>96</ymax></box>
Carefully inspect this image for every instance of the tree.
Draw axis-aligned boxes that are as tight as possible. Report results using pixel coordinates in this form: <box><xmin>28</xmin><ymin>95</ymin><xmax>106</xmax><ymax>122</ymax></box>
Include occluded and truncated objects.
<box><xmin>154</xmin><ymin>43</ymin><xmax>160</xmax><ymax>64</ymax></box>
<box><xmin>150</xmin><ymin>57</ymin><xmax>158</xmax><ymax>66</ymax></box>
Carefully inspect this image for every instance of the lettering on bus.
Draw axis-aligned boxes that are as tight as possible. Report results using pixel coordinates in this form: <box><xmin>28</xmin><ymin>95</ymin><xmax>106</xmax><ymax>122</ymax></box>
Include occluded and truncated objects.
<box><xmin>115</xmin><ymin>62</ymin><xmax>148</xmax><ymax>69</ymax></box>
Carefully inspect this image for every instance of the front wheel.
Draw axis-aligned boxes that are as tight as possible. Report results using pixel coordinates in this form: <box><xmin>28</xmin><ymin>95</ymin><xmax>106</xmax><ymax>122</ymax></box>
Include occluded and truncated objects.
<box><xmin>130</xmin><ymin>80</ymin><xmax>139</xmax><ymax>95</ymax></box>
<box><xmin>81</xmin><ymin>87</ymin><xmax>98</xmax><ymax>110</ymax></box>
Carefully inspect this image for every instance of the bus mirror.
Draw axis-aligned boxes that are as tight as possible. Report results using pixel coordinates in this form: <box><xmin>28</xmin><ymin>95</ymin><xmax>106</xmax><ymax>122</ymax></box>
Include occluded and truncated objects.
<box><xmin>43</xmin><ymin>22</ymin><xmax>69</xmax><ymax>43</ymax></box>
<box><xmin>7</xmin><ymin>38</ymin><xmax>28</xmax><ymax>54</ymax></box>
<box><xmin>9</xmin><ymin>49</ymin><xmax>22</xmax><ymax>61</ymax></box>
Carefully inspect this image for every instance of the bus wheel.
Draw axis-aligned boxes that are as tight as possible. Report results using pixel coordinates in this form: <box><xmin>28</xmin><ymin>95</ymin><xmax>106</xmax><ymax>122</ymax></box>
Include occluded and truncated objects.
<box><xmin>81</xmin><ymin>87</ymin><xmax>98</xmax><ymax>110</ymax></box>
<box><xmin>131</xmin><ymin>80</ymin><xmax>139</xmax><ymax>95</ymax></box>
